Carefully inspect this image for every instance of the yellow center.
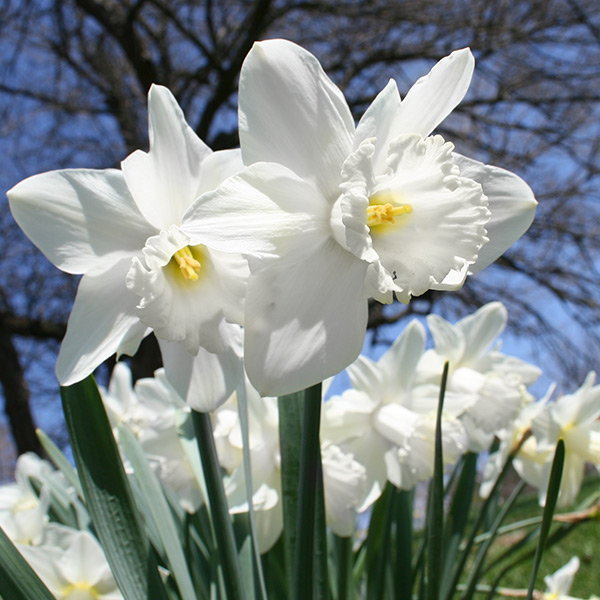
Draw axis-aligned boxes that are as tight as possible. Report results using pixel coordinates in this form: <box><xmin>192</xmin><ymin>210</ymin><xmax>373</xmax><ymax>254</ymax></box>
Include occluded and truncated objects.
<box><xmin>12</xmin><ymin>495</ymin><xmax>38</xmax><ymax>513</ymax></box>
<box><xmin>62</xmin><ymin>582</ymin><xmax>99</xmax><ymax>600</ymax></box>
<box><xmin>367</xmin><ymin>193</ymin><xmax>412</xmax><ymax>229</ymax></box>
<box><xmin>171</xmin><ymin>246</ymin><xmax>201</xmax><ymax>281</ymax></box>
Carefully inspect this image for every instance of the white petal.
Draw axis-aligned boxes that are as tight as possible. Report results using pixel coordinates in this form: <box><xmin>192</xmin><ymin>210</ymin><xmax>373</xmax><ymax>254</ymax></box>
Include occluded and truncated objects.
<box><xmin>426</xmin><ymin>314</ymin><xmax>466</xmax><ymax>366</ymax></box>
<box><xmin>378</xmin><ymin>320</ymin><xmax>427</xmax><ymax>393</ymax></box>
<box><xmin>346</xmin><ymin>355</ymin><xmax>383</xmax><ymax>397</ymax></box>
<box><xmin>182</xmin><ymin>162</ymin><xmax>328</xmax><ymax>256</ymax></box>
<box><xmin>57</xmin><ymin>530</ymin><xmax>112</xmax><ymax>586</ymax></box>
<box><xmin>56</xmin><ymin>258</ymin><xmax>146</xmax><ymax>385</ymax></box>
<box><xmin>196</xmin><ymin>148</ymin><xmax>244</xmax><ymax>194</ymax></box>
<box><xmin>243</xmin><ymin>237</ymin><xmax>369</xmax><ymax>396</ymax></box>
<box><xmin>562</xmin><ymin>372</ymin><xmax>600</xmax><ymax>426</ymax></box>
<box><xmin>159</xmin><ymin>331</ymin><xmax>243</xmax><ymax>412</ymax></box>
<box><xmin>354</xmin><ymin>79</ymin><xmax>403</xmax><ymax>172</ymax></box>
<box><xmin>453</xmin><ymin>154</ymin><xmax>537</xmax><ymax>273</ymax></box>
<box><xmin>544</xmin><ymin>556</ymin><xmax>580</xmax><ymax>595</ymax></box>
<box><xmin>321</xmin><ymin>389</ymin><xmax>379</xmax><ymax>444</ymax></box>
<box><xmin>239</xmin><ymin>39</ymin><xmax>354</xmax><ymax>200</ymax></box>
<box><xmin>466</xmin><ymin>373</ymin><xmax>526</xmax><ymax>434</ymax></box>
<box><xmin>7</xmin><ymin>168</ymin><xmax>153</xmax><ymax>274</ymax></box>
<box><xmin>122</xmin><ymin>84</ymin><xmax>212</xmax><ymax>229</ymax></box>
<box><xmin>456</xmin><ymin>302</ymin><xmax>507</xmax><ymax>364</ymax></box>
<box><xmin>348</xmin><ymin>431</ymin><xmax>390</xmax><ymax>512</ymax></box>
<box><xmin>392</xmin><ymin>48</ymin><xmax>474</xmax><ymax>137</ymax></box>
<box><xmin>322</xmin><ymin>443</ymin><xmax>367</xmax><ymax>537</ymax></box>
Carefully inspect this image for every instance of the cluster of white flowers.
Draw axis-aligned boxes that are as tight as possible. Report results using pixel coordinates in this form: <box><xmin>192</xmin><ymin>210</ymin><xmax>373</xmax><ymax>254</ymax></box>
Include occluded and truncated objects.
<box><xmin>8</xmin><ymin>39</ymin><xmax>537</xmax><ymax>408</ymax></box>
<box><xmin>93</xmin><ymin>301</ymin><xmax>579</xmax><ymax>547</ymax></box>
<box><xmin>2</xmin><ymin>302</ymin><xmax>598</xmax><ymax>595</ymax></box>
<box><xmin>0</xmin><ymin>454</ymin><xmax>121</xmax><ymax>600</ymax></box>
<box><xmin>481</xmin><ymin>371</ymin><xmax>600</xmax><ymax>508</ymax></box>
<box><xmin>321</xmin><ymin>301</ymin><xmax>541</xmax><ymax>528</ymax></box>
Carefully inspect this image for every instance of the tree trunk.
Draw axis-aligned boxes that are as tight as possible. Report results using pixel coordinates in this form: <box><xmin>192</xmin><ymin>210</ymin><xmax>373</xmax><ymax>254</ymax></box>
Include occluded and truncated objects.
<box><xmin>0</xmin><ymin>325</ymin><xmax>43</xmax><ymax>457</ymax></box>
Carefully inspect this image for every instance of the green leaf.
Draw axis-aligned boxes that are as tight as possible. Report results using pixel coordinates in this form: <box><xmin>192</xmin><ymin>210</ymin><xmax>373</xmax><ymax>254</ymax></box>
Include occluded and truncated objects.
<box><xmin>117</xmin><ymin>424</ymin><xmax>198</xmax><ymax>600</ymax></box>
<box><xmin>440</xmin><ymin>453</ymin><xmax>477</xmax><ymax>599</ymax></box>
<box><xmin>366</xmin><ymin>484</ymin><xmax>395</xmax><ymax>600</ymax></box>
<box><xmin>36</xmin><ymin>428</ymin><xmax>83</xmax><ymax>499</ymax></box>
<box><xmin>61</xmin><ymin>376</ymin><xmax>168</xmax><ymax>600</ymax></box>
<box><xmin>191</xmin><ymin>409</ymin><xmax>246</xmax><ymax>600</ymax></box>
<box><xmin>526</xmin><ymin>439</ymin><xmax>565</xmax><ymax>600</ymax></box>
<box><xmin>0</xmin><ymin>526</ymin><xmax>55</xmax><ymax>600</ymax></box>
<box><xmin>460</xmin><ymin>480</ymin><xmax>526</xmax><ymax>600</ymax></box>
<box><xmin>394</xmin><ymin>489</ymin><xmax>414</xmax><ymax>599</ymax></box>
<box><xmin>426</xmin><ymin>361</ymin><xmax>449</xmax><ymax>600</ymax></box>
<box><xmin>445</xmin><ymin>431</ymin><xmax>525</xmax><ymax>600</ymax></box>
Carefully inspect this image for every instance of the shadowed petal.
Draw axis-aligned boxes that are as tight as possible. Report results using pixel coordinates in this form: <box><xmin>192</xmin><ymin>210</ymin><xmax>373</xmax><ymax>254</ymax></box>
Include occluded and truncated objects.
<box><xmin>159</xmin><ymin>328</ymin><xmax>243</xmax><ymax>412</ymax></box>
<box><xmin>453</xmin><ymin>154</ymin><xmax>537</xmax><ymax>273</ymax></box>
<box><xmin>56</xmin><ymin>258</ymin><xmax>146</xmax><ymax>385</ymax></box>
<box><xmin>244</xmin><ymin>237</ymin><xmax>369</xmax><ymax>396</ymax></box>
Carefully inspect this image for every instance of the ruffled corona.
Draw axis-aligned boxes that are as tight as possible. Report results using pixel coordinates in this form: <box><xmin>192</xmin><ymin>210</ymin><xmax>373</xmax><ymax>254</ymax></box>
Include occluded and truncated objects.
<box><xmin>331</xmin><ymin>133</ymin><xmax>490</xmax><ymax>304</ymax></box>
<box><xmin>126</xmin><ymin>225</ymin><xmax>228</xmax><ymax>355</ymax></box>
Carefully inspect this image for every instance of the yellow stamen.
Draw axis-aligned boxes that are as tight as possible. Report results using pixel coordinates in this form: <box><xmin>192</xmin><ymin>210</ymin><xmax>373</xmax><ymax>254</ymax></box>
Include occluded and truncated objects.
<box><xmin>367</xmin><ymin>202</ymin><xmax>412</xmax><ymax>228</ymax></box>
<box><xmin>172</xmin><ymin>246</ymin><xmax>201</xmax><ymax>280</ymax></box>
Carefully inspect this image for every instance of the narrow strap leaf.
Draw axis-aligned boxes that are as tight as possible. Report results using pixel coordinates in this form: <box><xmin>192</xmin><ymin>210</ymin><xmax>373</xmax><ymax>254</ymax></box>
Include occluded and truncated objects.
<box><xmin>526</xmin><ymin>439</ymin><xmax>565</xmax><ymax>600</ymax></box>
<box><xmin>0</xmin><ymin>525</ymin><xmax>55</xmax><ymax>600</ymax></box>
<box><xmin>366</xmin><ymin>484</ymin><xmax>395</xmax><ymax>599</ymax></box>
<box><xmin>192</xmin><ymin>409</ymin><xmax>247</xmax><ymax>600</ymax></box>
<box><xmin>61</xmin><ymin>376</ymin><xmax>169</xmax><ymax>600</ymax></box>
<box><xmin>36</xmin><ymin>428</ymin><xmax>84</xmax><ymax>498</ymax></box>
<box><xmin>445</xmin><ymin>431</ymin><xmax>527</xmax><ymax>600</ymax></box>
<box><xmin>293</xmin><ymin>382</ymin><xmax>327</xmax><ymax>600</ymax></box>
<box><xmin>394</xmin><ymin>489</ymin><xmax>414</xmax><ymax>599</ymax></box>
<box><xmin>426</xmin><ymin>361</ymin><xmax>449</xmax><ymax>600</ymax></box>
<box><xmin>117</xmin><ymin>424</ymin><xmax>199</xmax><ymax>600</ymax></box>
<box><xmin>460</xmin><ymin>480</ymin><xmax>526</xmax><ymax>600</ymax></box>
<box><xmin>236</xmin><ymin>378</ymin><xmax>267</xmax><ymax>600</ymax></box>
<box><xmin>440</xmin><ymin>453</ymin><xmax>477</xmax><ymax>599</ymax></box>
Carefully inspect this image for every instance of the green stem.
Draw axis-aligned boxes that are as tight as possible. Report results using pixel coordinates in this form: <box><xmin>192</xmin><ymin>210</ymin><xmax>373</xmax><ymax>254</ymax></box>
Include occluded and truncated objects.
<box><xmin>426</xmin><ymin>362</ymin><xmax>449</xmax><ymax>600</ymax></box>
<box><xmin>293</xmin><ymin>382</ymin><xmax>326</xmax><ymax>600</ymax></box>
<box><xmin>335</xmin><ymin>535</ymin><xmax>353</xmax><ymax>600</ymax></box>
<box><xmin>192</xmin><ymin>410</ymin><xmax>246</xmax><ymax>600</ymax></box>
<box><xmin>277</xmin><ymin>391</ymin><xmax>304</xmax><ymax>593</ymax></box>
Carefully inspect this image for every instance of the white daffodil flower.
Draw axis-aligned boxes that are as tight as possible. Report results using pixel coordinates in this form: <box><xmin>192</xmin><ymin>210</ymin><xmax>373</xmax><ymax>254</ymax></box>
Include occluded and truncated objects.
<box><xmin>527</xmin><ymin>372</ymin><xmax>600</xmax><ymax>507</ymax></box>
<box><xmin>183</xmin><ymin>39</ymin><xmax>537</xmax><ymax>396</ymax></box>
<box><xmin>0</xmin><ymin>454</ymin><xmax>50</xmax><ymax>545</ymax></box>
<box><xmin>100</xmin><ymin>363</ymin><xmax>205</xmax><ymax>512</ymax></box>
<box><xmin>18</xmin><ymin>528</ymin><xmax>122</xmax><ymax>600</ymax></box>
<box><xmin>101</xmin><ymin>362</ymin><xmax>184</xmax><ymax>441</ymax></box>
<box><xmin>8</xmin><ymin>85</ymin><xmax>246</xmax><ymax>410</ymax></box>
<box><xmin>321</xmin><ymin>442</ymin><xmax>367</xmax><ymax>538</ymax></box>
<box><xmin>416</xmin><ymin>302</ymin><xmax>541</xmax><ymax>451</ymax></box>
<box><xmin>322</xmin><ymin>321</ymin><xmax>465</xmax><ymax>507</ymax></box>
<box><xmin>543</xmin><ymin>556</ymin><xmax>582</xmax><ymax>600</ymax></box>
